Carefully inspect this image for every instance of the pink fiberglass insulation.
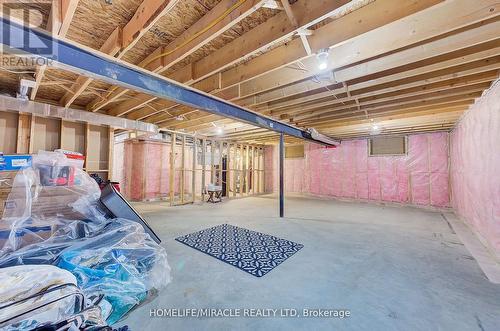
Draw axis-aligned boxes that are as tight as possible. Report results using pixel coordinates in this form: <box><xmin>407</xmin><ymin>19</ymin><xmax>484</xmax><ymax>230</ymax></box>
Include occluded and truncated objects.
<box><xmin>451</xmin><ymin>81</ymin><xmax>500</xmax><ymax>257</ymax></box>
<box><xmin>121</xmin><ymin>139</ymin><xmax>186</xmax><ymax>201</ymax></box>
<box><xmin>113</xmin><ymin>141</ymin><xmax>125</xmax><ymax>190</ymax></box>
<box><xmin>264</xmin><ymin>146</ymin><xmax>277</xmax><ymax>193</ymax></box>
<box><xmin>267</xmin><ymin>132</ymin><xmax>450</xmax><ymax>208</ymax></box>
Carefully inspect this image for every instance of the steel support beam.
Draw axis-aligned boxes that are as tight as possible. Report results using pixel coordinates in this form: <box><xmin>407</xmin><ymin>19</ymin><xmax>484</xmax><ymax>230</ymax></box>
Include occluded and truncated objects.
<box><xmin>0</xmin><ymin>17</ymin><xmax>332</xmax><ymax>145</ymax></box>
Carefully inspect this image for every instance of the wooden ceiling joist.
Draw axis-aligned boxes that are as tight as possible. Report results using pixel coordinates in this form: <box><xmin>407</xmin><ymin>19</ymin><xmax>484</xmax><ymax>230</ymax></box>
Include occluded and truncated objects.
<box><xmin>89</xmin><ymin>0</ymin><xmax>269</xmax><ymax>113</ymax></box>
<box><xmin>255</xmin><ymin>48</ymin><xmax>500</xmax><ymax>115</ymax></box>
<box><xmin>254</xmin><ymin>39</ymin><xmax>500</xmax><ymax>111</ymax></box>
<box><xmin>104</xmin><ymin>0</ymin><xmax>352</xmax><ymax>118</ymax></box>
<box><xmin>155</xmin><ymin>1</ymin><xmax>500</xmax><ymax>131</ymax></box>
<box><xmin>148</xmin><ymin>0</ymin><xmax>444</xmax><ymax>127</ymax></box>
<box><xmin>235</xmin><ymin>0</ymin><xmax>500</xmax><ymax>101</ymax></box>
<box><xmin>30</xmin><ymin>0</ymin><xmax>80</xmax><ymax>101</ymax></box>
<box><xmin>6</xmin><ymin>0</ymin><xmax>498</xmax><ymax>141</ymax></box>
<box><xmin>286</xmin><ymin>76</ymin><xmax>496</xmax><ymax>122</ymax></box>
<box><xmin>59</xmin><ymin>0</ymin><xmax>180</xmax><ymax>108</ymax></box>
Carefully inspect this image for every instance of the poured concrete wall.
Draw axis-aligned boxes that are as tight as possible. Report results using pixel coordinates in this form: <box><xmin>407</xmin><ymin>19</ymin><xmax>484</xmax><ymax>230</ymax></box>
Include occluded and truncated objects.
<box><xmin>450</xmin><ymin>81</ymin><xmax>500</xmax><ymax>258</ymax></box>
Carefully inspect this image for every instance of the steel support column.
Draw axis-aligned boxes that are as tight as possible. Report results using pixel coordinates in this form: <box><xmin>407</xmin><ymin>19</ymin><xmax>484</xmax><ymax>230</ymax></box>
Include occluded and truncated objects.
<box><xmin>279</xmin><ymin>133</ymin><xmax>284</xmax><ymax>218</ymax></box>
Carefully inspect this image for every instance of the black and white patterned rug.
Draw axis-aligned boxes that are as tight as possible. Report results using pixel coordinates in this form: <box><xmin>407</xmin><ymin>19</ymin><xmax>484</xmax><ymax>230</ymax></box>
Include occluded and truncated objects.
<box><xmin>175</xmin><ymin>224</ymin><xmax>304</xmax><ymax>277</ymax></box>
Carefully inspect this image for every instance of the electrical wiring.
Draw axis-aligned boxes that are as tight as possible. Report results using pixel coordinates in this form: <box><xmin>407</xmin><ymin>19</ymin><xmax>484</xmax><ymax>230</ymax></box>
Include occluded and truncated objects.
<box><xmin>143</xmin><ymin>0</ymin><xmax>248</xmax><ymax>67</ymax></box>
<box><xmin>0</xmin><ymin>66</ymin><xmax>37</xmax><ymax>74</ymax></box>
<box><xmin>95</xmin><ymin>0</ymin><xmax>250</xmax><ymax>107</ymax></box>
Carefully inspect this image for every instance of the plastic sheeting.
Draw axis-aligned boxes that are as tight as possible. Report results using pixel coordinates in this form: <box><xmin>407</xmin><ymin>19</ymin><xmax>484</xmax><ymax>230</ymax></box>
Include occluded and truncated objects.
<box><xmin>267</xmin><ymin>132</ymin><xmax>450</xmax><ymax>208</ymax></box>
<box><xmin>0</xmin><ymin>265</ymin><xmax>79</xmax><ymax>329</ymax></box>
<box><xmin>450</xmin><ymin>80</ymin><xmax>500</xmax><ymax>257</ymax></box>
<box><xmin>0</xmin><ymin>151</ymin><xmax>170</xmax><ymax>324</ymax></box>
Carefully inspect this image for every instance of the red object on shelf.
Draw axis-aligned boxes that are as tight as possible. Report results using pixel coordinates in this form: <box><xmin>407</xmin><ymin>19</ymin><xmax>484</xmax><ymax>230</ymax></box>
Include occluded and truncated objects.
<box><xmin>100</xmin><ymin>181</ymin><xmax>120</xmax><ymax>192</ymax></box>
<box><xmin>38</xmin><ymin>165</ymin><xmax>76</xmax><ymax>186</ymax></box>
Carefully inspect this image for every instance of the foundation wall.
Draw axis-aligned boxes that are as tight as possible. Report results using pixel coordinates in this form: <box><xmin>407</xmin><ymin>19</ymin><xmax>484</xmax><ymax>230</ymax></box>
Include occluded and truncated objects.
<box><xmin>450</xmin><ymin>81</ymin><xmax>500</xmax><ymax>258</ymax></box>
<box><xmin>266</xmin><ymin>132</ymin><xmax>450</xmax><ymax>208</ymax></box>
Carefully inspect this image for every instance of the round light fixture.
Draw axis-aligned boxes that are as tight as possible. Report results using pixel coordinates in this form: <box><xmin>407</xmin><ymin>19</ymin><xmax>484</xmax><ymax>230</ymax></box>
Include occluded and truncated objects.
<box><xmin>316</xmin><ymin>48</ymin><xmax>330</xmax><ymax>71</ymax></box>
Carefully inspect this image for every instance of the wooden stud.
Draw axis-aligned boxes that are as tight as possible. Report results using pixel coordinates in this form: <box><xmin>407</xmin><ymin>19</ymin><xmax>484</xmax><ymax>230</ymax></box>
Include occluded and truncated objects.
<box><xmin>201</xmin><ymin>139</ymin><xmax>207</xmax><ymax>201</ymax></box>
<box><xmin>210</xmin><ymin>140</ymin><xmax>215</xmax><ymax>184</ymax></box>
<box><xmin>251</xmin><ymin>146</ymin><xmax>256</xmax><ymax>195</ymax></box>
<box><xmin>16</xmin><ymin>113</ymin><xmax>32</xmax><ymax>154</ymax></box>
<box><xmin>192</xmin><ymin>137</ymin><xmax>197</xmax><ymax>203</ymax></box>
<box><xmin>108</xmin><ymin>127</ymin><xmax>114</xmax><ymax>180</ymax></box>
<box><xmin>245</xmin><ymin>145</ymin><xmax>249</xmax><ymax>195</ymax></box>
<box><xmin>239</xmin><ymin>144</ymin><xmax>243</xmax><ymax>196</ymax></box>
<box><xmin>232</xmin><ymin>144</ymin><xmax>237</xmax><ymax>198</ymax></box>
<box><xmin>169</xmin><ymin>133</ymin><xmax>176</xmax><ymax>206</ymax></box>
<box><xmin>218</xmin><ymin>140</ymin><xmax>224</xmax><ymax>186</ymax></box>
<box><xmin>226</xmin><ymin>142</ymin><xmax>231</xmax><ymax>198</ymax></box>
<box><xmin>181</xmin><ymin>135</ymin><xmax>185</xmax><ymax>204</ymax></box>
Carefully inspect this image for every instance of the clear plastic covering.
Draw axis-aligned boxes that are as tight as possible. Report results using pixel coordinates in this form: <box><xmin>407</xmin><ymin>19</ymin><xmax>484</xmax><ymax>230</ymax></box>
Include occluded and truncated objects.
<box><xmin>0</xmin><ymin>151</ymin><xmax>170</xmax><ymax>325</ymax></box>
<box><xmin>0</xmin><ymin>265</ymin><xmax>81</xmax><ymax>330</ymax></box>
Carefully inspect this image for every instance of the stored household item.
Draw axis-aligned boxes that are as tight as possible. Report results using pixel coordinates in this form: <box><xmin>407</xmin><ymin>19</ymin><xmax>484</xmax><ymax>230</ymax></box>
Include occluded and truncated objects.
<box><xmin>99</xmin><ymin>183</ymin><xmax>161</xmax><ymax>244</ymax></box>
<box><xmin>0</xmin><ymin>154</ymin><xmax>32</xmax><ymax>171</ymax></box>
<box><xmin>0</xmin><ymin>151</ymin><xmax>170</xmax><ymax>325</ymax></box>
<box><xmin>54</xmin><ymin>150</ymin><xmax>85</xmax><ymax>169</ymax></box>
<box><xmin>0</xmin><ymin>265</ymin><xmax>108</xmax><ymax>330</ymax></box>
<box><xmin>206</xmin><ymin>184</ymin><xmax>222</xmax><ymax>203</ymax></box>
<box><xmin>176</xmin><ymin>224</ymin><xmax>303</xmax><ymax>277</ymax></box>
<box><xmin>91</xmin><ymin>174</ymin><xmax>121</xmax><ymax>192</ymax></box>
<box><xmin>38</xmin><ymin>165</ymin><xmax>76</xmax><ymax>187</ymax></box>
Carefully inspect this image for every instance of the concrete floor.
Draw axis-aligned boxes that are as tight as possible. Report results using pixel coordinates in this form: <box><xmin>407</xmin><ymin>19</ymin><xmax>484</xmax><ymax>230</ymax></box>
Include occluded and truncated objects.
<box><xmin>120</xmin><ymin>195</ymin><xmax>500</xmax><ymax>331</ymax></box>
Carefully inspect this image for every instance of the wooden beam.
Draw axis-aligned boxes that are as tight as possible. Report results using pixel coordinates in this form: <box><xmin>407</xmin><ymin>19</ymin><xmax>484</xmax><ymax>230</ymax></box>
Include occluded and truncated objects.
<box><xmin>192</xmin><ymin>137</ymin><xmax>197</xmax><ymax>203</ymax></box>
<box><xmin>280</xmin><ymin>0</ymin><xmax>298</xmax><ymax>27</ymax></box>
<box><xmin>201</xmin><ymin>138</ymin><xmax>206</xmax><ymax>201</ymax></box>
<box><xmin>145</xmin><ymin>0</ymin><xmax>268</xmax><ymax>72</ymax></box>
<box><xmin>103</xmin><ymin>0</ymin><xmax>350</xmax><ymax>116</ymax></box>
<box><xmin>193</xmin><ymin>0</ymin><xmax>349</xmax><ymax>82</ymax></box>
<box><xmin>319</xmin><ymin>105</ymin><xmax>470</xmax><ymax>128</ymax></box>
<box><xmin>232</xmin><ymin>143</ymin><xmax>237</xmax><ymax>197</ymax></box>
<box><xmin>60</xmin><ymin>26</ymin><xmax>122</xmax><ymax>107</ymax></box>
<box><xmin>30</xmin><ymin>0</ymin><xmax>79</xmax><ymax>101</ymax></box>
<box><xmin>16</xmin><ymin>113</ymin><xmax>32</xmax><ymax>154</ymax></box>
<box><xmin>30</xmin><ymin>65</ymin><xmax>46</xmax><ymax>101</ymax></box>
<box><xmin>157</xmin><ymin>1</ymin><xmax>499</xmax><ymax>129</ymax></box>
<box><xmin>308</xmin><ymin>94</ymin><xmax>481</xmax><ymax>128</ymax></box>
<box><xmin>172</xmin><ymin>60</ymin><xmax>500</xmax><ymax>132</ymax></box>
<box><xmin>237</xmin><ymin>11</ymin><xmax>500</xmax><ymax>100</ymax></box>
<box><xmin>89</xmin><ymin>0</ymin><xmax>267</xmax><ymax>112</ymax></box>
<box><xmin>259</xmin><ymin>46</ymin><xmax>500</xmax><ymax>112</ymax></box>
<box><xmin>288</xmin><ymin>74</ymin><xmax>496</xmax><ymax>121</ymax></box>
<box><xmin>56</xmin><ymin>0</ymin><xmax>79</xmax><ymax>36</ymax></box>
<box><xmin>219</xmin><ymin>0</ymin><xmax>444</xmax><ymax>88</ymax></box>
<box><xmin>108</xmin><ymin>127</ymin><xmax>114</xmax><ymax>180</ymax></box>
<box><xmin>121</xmin><ymin>0</ymin><xmax>180</xmax><ymax>55</ymax></box>
<box><xmin>170</xmin><ymin>133</ymin><xmax>176</xmax><ymax>205</ymax></box>
<box><xmin>181</xmin><ymin>135</ymin><xmax>185</xmax><ymax>204</ymax></box>
<box><xmin>61</xmin><ymin>0</ymin><xmax>179</xmax><ymax>108</ymax></box>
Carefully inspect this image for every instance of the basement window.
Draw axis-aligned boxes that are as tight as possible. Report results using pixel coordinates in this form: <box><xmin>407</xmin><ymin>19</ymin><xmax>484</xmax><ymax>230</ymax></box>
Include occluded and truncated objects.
<box><xmin>369</xmin><ymin>136</ymin><xmax>407</xmax><ymax>156</ymax></box>
<box><xmin>285</xmin><ymin>145</ymin><xmax>305</xmax><ymax>159</ymax></box>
